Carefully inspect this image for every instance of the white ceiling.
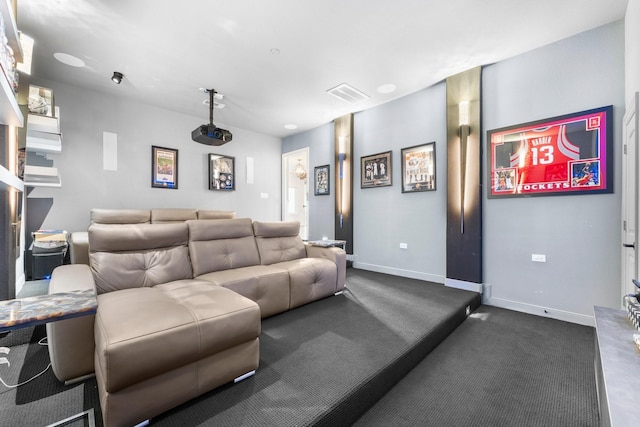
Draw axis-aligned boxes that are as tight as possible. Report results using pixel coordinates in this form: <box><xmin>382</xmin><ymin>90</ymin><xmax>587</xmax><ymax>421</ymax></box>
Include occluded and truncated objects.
<box><xmin>17</xmin><ymin>0</ymin><xmax>629</xmax><ymax>139</ymax></box>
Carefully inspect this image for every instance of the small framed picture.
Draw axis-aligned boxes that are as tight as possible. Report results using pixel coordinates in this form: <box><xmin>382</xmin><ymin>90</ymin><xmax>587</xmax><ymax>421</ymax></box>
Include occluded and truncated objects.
<box><xmin>209</xmin><ymin>153</ymin><xmax>235</xmax><ymax>191</ymax></box>
<box><xmin>151</xmin><ymin>146</ymin><xmax>178</xmax><ymax>189</ymax></box>
<box><xmin>361</xmin><ymin>150</ymin><xmax>392</xmax><ymax>188</ymax></box>
<box><xmin>314</xmin><ymin>165</ymin><xmax>330</xmax><ymax>195</ymax></box>
<box><xmin>28</xmin><ymin>85</ymin><xmax>55</xmax><ymax>117</ymax></box>
<box><xmin>401</xmin><ymin>142</ymin><xmax>436</xmax><ymax>193</ymax></box>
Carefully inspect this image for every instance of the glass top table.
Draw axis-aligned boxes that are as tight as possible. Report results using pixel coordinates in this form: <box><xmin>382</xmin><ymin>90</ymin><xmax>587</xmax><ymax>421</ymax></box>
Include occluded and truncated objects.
<box><xmin>306</xmin><ymin>239</ymin><xmax>347</xmax><ymax>248</ymax></box>
<box><xmin>0</xmin><ymin>289</ymin><xmax>97</xmax><ymax>333</ymax></box>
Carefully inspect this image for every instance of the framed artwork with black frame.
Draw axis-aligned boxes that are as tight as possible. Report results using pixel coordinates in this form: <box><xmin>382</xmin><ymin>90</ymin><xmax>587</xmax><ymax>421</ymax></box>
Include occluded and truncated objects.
<box><xmin>314</xmin><ymin>165</ymin><xmax>330</xmax><ymax>195</ymax></box>
<box><xmin>487</xmin><ymin>105</ymin><xmax>613</xmax><ymax>198</ymax></box>
<box><xmin>209</xmin><ymin>153</ymin><xmax>235</xmax><ymax>191</ymax></box>
<box><xmin>401</xmin><ymin>142</ymin><xmax>436</xmax><ymax>193</ymax></box>
<box><xmin>151</xmin><ymin>145</ymin><xmax>178</xmax><ymax>189</ymax></box>
<box><xmin>361</xmin><ymin>151</ymin><xmax>392</xmax><ymax>188</ymax></box>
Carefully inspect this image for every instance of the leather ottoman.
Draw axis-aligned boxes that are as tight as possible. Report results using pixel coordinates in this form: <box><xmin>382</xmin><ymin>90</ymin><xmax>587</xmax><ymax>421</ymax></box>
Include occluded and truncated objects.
<box><xmin>94</xmin><ymin>280</ymin><xmax>260</xmax><ymax>427</ymax></box>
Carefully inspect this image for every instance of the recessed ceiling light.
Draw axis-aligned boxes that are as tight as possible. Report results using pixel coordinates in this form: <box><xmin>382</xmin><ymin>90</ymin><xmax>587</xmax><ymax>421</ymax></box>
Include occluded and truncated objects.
<box><xmin>284</xmin><ymin>124</ymin><xmax>297</xmax><ymax>130</ymax></box>
<box><xmin>271</xmin><ymin>48</ymin><xmax>281</xmax><ymax>55</ymax></box>
<box><xmin>53</xmin><ymin>52</ymin><xmax>85</xmax><ymax>68</ymax></box>
<box><xmin>377</xmin><ymin>84</ymin><xmax>396</xmax><ymax>94</ymax></box>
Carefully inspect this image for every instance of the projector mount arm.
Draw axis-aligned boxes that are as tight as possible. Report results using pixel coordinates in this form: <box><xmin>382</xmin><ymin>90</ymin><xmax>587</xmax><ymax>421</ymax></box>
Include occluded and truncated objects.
<box><xmin>207</xmin><ymin>89</ymin><xmax>216</xmax><ymax>126</ymax></box>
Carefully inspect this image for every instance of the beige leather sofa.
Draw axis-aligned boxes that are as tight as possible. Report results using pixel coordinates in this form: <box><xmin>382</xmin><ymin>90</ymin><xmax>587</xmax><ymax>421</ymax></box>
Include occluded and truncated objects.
<box><xmin>69</xmin><ymin>208</ymin><xmax>236</xmax><ymax>265</ymax></box>
<box><xmin>47</xmin><ymin>217</ymin><xmax>346</xmax><ymax>427</ymax></box>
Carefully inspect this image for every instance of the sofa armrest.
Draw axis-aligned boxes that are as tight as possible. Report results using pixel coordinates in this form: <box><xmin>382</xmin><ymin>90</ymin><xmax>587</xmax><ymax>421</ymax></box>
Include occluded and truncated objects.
<box><xmin>305</xmin><ymin>245</ymin><xmax>347</xmax><ymax>292</ymax></box>
<box><xmin>46</xmin><ymin>264</ymin><xmax>96</xmax><ymax>384</ymax></box>
<box><xmin>69</xmin><ymin>231</ymin><xmax>89</xmax><ymax>265</ymax></box>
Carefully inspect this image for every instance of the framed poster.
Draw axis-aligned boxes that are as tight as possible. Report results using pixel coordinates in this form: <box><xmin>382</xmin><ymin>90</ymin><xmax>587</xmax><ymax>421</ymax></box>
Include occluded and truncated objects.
<box><xmin>361</xmin><ymin>151</ymin><xmax>392</xmax><ymax>188</ymax></box>
<box><xmin>209</xmin><ymin>153</ymin><xmax>235</xmax><ymax>190</ymax></box>
<box><xmin>151</xmin><ymin>146</ymin><xmax>178</xmax><ymax>189</ymax></box>
<box><xmin>314</xmin><ymin>164</ymin><xmax>330</xmax><ymax>195</ymax></box>
<box><xmin>401</xmin><ymin>142</ymin><xmax>436</xmax><ymax>193</ymax></box>
<box><xmin>487</xmin><ymin>106</ymin><xmax>613</xmax><ymax>198</ymax></box>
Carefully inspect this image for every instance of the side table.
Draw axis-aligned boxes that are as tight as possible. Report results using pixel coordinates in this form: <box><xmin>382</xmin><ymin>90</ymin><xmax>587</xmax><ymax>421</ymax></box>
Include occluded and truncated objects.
<box><xmin>0</xmin><ymin>289</ymin><xmax>97</xmax><ymax>333</ymax></box>
<box><xmin>0</xmin><ymin>289</ymin><xmax>98</xmax><ymax>426</ymax></box>
<box><xmin>306</xmin><ymin>239</ymin><xmax>347</xmax><ymax>250</ymax></box>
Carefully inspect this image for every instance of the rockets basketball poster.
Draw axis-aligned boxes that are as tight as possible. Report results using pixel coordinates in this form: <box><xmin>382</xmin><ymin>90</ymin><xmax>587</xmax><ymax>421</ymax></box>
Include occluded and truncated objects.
<box><xmin>488</xmin><ymin>106</ymin><xmax>613</xmax><ymax>198</ymax></box>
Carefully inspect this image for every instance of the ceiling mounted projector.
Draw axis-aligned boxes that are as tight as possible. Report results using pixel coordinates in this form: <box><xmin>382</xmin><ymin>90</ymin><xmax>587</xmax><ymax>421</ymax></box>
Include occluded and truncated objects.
<box><xmin>192</xmin><ymin>89</ymin><xmax>232</xmax><ymax>146</ymax></box>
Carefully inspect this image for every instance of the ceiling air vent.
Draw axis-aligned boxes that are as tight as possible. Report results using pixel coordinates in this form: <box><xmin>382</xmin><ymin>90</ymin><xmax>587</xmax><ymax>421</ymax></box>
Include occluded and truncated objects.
<box><xmin>327</xmin><ymin>83</ymin><xmax>370</xmax><ymax>105</ymax></box>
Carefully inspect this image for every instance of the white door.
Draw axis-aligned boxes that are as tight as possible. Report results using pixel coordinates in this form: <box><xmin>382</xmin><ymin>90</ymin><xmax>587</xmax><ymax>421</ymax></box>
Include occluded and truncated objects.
<box><xmin>622</xmin><ymin>92</ymin><xmax>639</xmax><ymax>303</ymax></box>
<box><xmin>282</xmin><ymin>148</ymin><xmax>309</xmax><ymax>240</ymax></box>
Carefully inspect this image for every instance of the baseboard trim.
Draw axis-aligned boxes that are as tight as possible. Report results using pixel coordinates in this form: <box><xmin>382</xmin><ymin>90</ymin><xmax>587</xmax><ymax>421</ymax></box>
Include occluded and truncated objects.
<box><xmin>353</xmin><ymin>262</ymin><xmax>444</xmax><ymax>284</ymax></box>
<box><xmin>444</xmin><ymin>278</ymin><xmax>483</xmax><ymax>293</ymax></box>
<box><xmin>484</xmin><ymin>295</ymin><xmax>595</xmax><ymax>327</ymax></box>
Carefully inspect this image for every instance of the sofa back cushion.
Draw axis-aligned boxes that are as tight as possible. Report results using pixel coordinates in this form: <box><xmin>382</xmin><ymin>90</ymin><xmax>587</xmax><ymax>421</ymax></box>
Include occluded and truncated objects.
<box><xmin>197</xmin><ymin>209</ymin><xmax>236</xmax><ymax>220</ymax></box>
<box><xmin>91</xmin><ymin>208</ymin><xmax>150</xmax><ymax>225</ymax></box>
<box><xmin>252</xmin><ymin>221</ymin><xmax>306</xmax><ymax>265</ymax></box>
<box><xmin>188</xmin><ymin>218</ymin><xmax>261</xmax><ymax>276</ymax></box>
<box><xmin>89</xmin><ymin>223</ymin><xmax>192</xmax><ymax>294</ymax></box>
<box><xmin>151</xmin><ymin>208</ymin><xmax>198</xmax><ymax>223</ymax></box>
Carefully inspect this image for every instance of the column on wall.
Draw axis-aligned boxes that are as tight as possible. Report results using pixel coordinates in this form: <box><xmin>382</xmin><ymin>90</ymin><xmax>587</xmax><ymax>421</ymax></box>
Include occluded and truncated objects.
<box><xmin>445</xmin><ymin>67</ymin><xmax>483</xmax><ymax>291</ymax></box>
<box><xmin>334</xmin><ymin>114</ymin><xmax>353</xmax><ymax>257</ymax></box>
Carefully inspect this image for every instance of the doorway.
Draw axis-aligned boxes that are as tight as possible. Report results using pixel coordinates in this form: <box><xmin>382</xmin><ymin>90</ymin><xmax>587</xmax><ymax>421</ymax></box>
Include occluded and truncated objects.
<box><xmin>282</xmin><ymin>148</ymin><xmax>309</xmax><ymax>240</ymax></box>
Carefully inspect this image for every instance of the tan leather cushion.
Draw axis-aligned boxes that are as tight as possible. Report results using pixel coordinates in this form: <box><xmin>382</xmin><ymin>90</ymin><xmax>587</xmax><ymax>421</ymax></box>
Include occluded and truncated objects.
<box><xmin>197</xmin><ymin>209</ymin><xmax>236</xmax><ymax>219</ymax></box>
<box><xmin>89</xmin><ymin>223</ymin><xmax>192</xmax><ymax>294</ymax></box>
<box><xmin>275</xmin><ymin>258</ymin><xmax>338</xmax><ymax>309</ymax></box>
<box><xmin>151</xmin><ymin>208</ymin><xmax>197</xmax><ymax>223</ymax></box>
<box><xmin>196</xmin><ymin>265</ymin><xmax>290</xmax><ymax>318</ymax></box>
<box><xmin>94</xmin><ymin>280</ymin><xmax>260</xmax><ymax>393</ymax></box>
<box><xmin>91</xmin><ymin>209</ymin><xmax>150</xmax><ymax>224</ymax></box>
<box><xmin>252</xmin><ymin>221</ymin><xmax>306</xmax><ymax>265</ymax></box>
<box><xmin>188</xmin><ymin>218</ymin><xmax>261</xmax><ymax>276</ymax></box>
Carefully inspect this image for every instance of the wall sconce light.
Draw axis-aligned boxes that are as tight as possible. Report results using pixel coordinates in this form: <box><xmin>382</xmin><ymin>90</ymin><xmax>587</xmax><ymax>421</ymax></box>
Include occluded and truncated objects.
<box><xmin>111</xmin><ymin>71</ymin><xmax>124</xmax><ymax>84</ymax></box>
<box><xmin>459</xmin><ymin>101</ymin><xmax>470</xmax><ymax>234</ymax></box>
<box><xmin>294</xmin><ymin>159</ymin><xmax>307</xmax><ymax>180</ymax></box>
<box><xmin>338</xmin><ymin>137</ymin><xmax>347</xmax><ymax>228</ymax></box>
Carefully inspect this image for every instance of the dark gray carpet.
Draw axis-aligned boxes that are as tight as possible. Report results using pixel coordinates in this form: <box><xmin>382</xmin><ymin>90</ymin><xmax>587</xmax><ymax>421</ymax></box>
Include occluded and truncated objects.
<box><xmin>153</xmin><ymin>269</ymin><xmax>480</xmax><ymax>426</ymax></box>
<box><xmin>0</xmin><ymin>325</ymin><xmax>101</xmax><ymax>426</ymax></box>
<box><xmin>353</xmin><ymin>305</ymin><xmax>599</xmax><ymax>427</ymax></box>
<box><xmin>1</xmin><ymin>270</ymin><xmax>597</xmax><ymax>426</ymax></box>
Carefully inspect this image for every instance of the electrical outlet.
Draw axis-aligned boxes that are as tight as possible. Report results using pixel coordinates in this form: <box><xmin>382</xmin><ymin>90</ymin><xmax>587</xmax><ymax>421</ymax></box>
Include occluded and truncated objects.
<box><xmin>531</xmin><ymin>254</ymin><xmax>546</xmax><ymax>262</ymax></box>
<box><xmin>399</xmin><ymin>243</ymin><xmax>408</xmax><ymax>249</ymax></box>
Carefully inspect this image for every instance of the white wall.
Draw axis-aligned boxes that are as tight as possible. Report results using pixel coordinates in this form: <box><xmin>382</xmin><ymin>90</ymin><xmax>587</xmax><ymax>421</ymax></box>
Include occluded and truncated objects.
<box><xmin>25</xmin><ymin>78</ymin><xmax>283</xmax><ymax>233</ymax></box>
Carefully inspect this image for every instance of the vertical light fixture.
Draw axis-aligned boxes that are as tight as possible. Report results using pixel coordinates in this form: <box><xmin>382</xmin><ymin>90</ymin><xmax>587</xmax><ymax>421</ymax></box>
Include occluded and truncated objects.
<box><xmin>458</xmin><ymin>100</ymin><xmax>470</xmax><ymax>233</ymax></box>
<box><xmin>338</xmin><ymin>136</ymin><xmax>346</xmax><ymax>228</ymax></box>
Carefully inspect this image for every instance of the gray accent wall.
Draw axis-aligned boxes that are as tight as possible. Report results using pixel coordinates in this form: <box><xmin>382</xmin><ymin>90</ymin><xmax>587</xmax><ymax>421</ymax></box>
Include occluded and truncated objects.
<box><xmin>25</xmin><ymin>79</ymin><xmax>283</xmax><ymax>233</ymax></box>
<box><xmin>284</xmin><ymin>20</ymin><xmax>624</xmax><ymax>325</ymax></box>
<box><xmin>483</xmin><ymin>21</ymin><xmax>624</xmax><ymax>324</ymax></box>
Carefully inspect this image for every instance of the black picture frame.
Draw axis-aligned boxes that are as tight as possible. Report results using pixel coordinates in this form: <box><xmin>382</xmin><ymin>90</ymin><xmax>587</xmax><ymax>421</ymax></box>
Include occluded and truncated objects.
<box><xmin>209</xmin><ymin>153</ymin><xmax>235</xmax><ymax>191</ymax></box>
<box><xmin>361</xmin><ymin>151</ymin><xmax>392</xmax><ymax>188</ymax></box>
<box><xmin>487</xmin><ymin>105</ymin><xmax>613</xmax><ymax>198</ymax></box>
<box><xmin>401</xmin><ymin>142</ymin><xmax>436</xmax><ymax>193</ymax></box>
<box><xmin>151</xmin><ymin>145</ymin><xmax>178</xmax><ymax>189</ymax></box>
<box><xmin>314</xmin><ymin>165</ymin><xmax>330</xmax><ymax>195</ymax></box>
